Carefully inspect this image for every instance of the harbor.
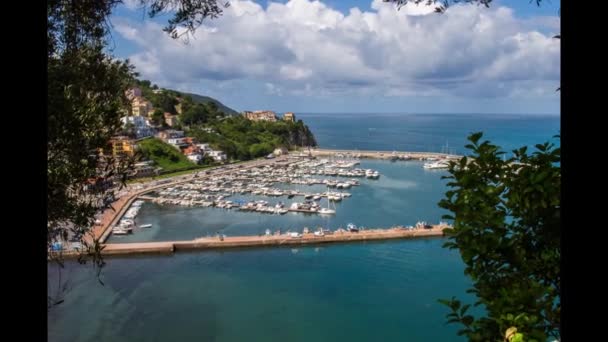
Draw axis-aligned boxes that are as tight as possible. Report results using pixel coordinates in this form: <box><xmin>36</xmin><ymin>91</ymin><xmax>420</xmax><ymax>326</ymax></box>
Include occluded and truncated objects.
<box><xmin>67</xmin><ymin>149</ymin><xmax>458</xmax><ymax>249</ymax></box>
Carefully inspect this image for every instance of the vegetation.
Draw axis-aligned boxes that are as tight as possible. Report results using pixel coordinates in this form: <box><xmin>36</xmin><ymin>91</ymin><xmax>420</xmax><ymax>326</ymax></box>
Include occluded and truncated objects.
<box><xmin>180</xmin><ymin>92</ymin><xmax>238</xmax><ymax>116</ymax></box>
<box><xmin>138</xmin><ymin>138</ymin><xmax>199</xmax><ymax>172</ymax></box>
<box><xmin>47</xmin><ymin>0</ymin><xmax>227</xmax><ymax>308</ymax></box>
<box><xmin>438</xmin><ymin>133</ymin><xmax>560</xmax><ymax>342</ymax></box>
<box><xmin>188</xmin><ymin>116</ymin><xmax>317</xmax><ymax>161</ymax></box>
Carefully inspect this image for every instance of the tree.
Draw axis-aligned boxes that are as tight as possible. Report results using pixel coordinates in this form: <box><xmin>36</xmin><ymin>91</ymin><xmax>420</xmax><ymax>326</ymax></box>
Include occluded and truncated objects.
<box><xmin>150</xmin><ymin>109</ymin><xmax>166</xmax><ymax>126</ymax></box>
<box><xmin>181</xmin><ymin>103</ymin><xmax>210</xmax><ymax>125</ymax></box>
<box><xmin>384</xmin><ymin>1</ymin><xmax>546</xmax><ymax>14</ymax></box>
<box><xmin>438</xmin><ymin>133</ymin><xmax>560</xmax><ymax>342</ymax></box>
<box><xmin>47</xmin><ymin>0</ymin><xmax>227</xmax><ymax>308</ymax></box>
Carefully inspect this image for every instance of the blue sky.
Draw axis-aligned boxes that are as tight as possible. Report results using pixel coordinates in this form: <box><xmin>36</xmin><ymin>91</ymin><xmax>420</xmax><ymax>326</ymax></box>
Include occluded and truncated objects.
<box><xmin>109</xmin><ymin>0</ymin><xmax>560</xmax><ymax>114</ymax></box>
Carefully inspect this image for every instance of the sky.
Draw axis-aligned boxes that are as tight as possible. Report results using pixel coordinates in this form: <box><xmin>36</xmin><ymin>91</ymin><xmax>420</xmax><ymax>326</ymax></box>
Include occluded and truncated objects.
<box><xmin>108</xmin><ymin>0</ymin><xmax>560</xmax><ymax>114</ymax></box>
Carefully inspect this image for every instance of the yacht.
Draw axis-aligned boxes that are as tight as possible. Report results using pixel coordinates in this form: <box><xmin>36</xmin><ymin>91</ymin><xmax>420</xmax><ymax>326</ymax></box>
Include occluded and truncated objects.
<box><xmin>423</xmin><ymin>160</ymin><xmax>450</xmax><ymax>169</ymax></box>
<box><xmin>139</xmin><ymin>224</ymin><xmax>152</xmax><ymax>228</ymax></box>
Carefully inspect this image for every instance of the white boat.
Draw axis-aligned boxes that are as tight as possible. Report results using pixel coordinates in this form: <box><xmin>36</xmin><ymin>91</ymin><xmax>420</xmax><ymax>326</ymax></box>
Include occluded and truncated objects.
<box><xmin>423</xmin><ymin>160</ymin><xmax>450</xmax><ymax>169</ymax></box>
<box><xmin>318</xmin><ymin>190</ymin><xmax>336</xmax><ymax>215</ymax></box>
<box><xmin>139</xmin><ymin>224</ymin><xmax>152</xmax><ymax>228</ymax></box>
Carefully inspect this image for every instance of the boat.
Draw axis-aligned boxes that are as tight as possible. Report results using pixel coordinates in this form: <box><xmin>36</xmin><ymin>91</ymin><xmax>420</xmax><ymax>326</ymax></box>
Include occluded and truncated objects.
<box><xmin>423</xmin><ymin>160</ymin><xmax>450</xmax><ymax>169</ymax></box>
<box><xmin>139</xmin><ymin>224</ymin><xmax>152</xmax><ymax>228</ymax></box>
<box><xmin>265</xmin><ymin>229</ymin><xmax>271</xmax><ymax>236</ymax></box>
<box><xmin>319</xmin><ymin>188</ymin><xmax>336</xmax><ymax>215</ymax></box>
<box><xmin>347</xmin><ymin>223</ymin><xmax>359</xmax><ymax>232</ymax></box>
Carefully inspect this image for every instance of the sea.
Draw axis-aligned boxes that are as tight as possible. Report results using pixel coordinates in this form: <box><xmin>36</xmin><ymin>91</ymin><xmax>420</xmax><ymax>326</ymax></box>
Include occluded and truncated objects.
<box><xmin>48</xmin><ymin>113</ymin><xmax>560</xmax><ymax>342</ymax></box>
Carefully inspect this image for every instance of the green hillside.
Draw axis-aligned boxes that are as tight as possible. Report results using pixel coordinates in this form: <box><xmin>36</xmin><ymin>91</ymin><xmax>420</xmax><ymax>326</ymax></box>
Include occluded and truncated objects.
<box><xmin>180</xmin><ymin>92</ymin><xmax>239</xmax><ymax>116</ymax></box>
<box><xmin>138</xmin><ymin>138</ymin><xmax>198</xmax><ymax>172</ymax></box>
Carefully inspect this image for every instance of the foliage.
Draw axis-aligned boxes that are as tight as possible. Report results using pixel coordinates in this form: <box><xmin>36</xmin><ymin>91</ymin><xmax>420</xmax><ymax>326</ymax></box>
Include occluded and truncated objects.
<box><xmin>383</xmin><ymin>1</ymin><xmax>546</xmax><ymax>13</ymax></box>
<box><xmin>437</xmin><ymin>132</ymin><xmax>560</xmax><ymax>341</ymax></box>
<box><xmin>150</xmin><ymin>109</ymin><xmax>166</xmax><ymax>126</ymax></box>
<box><xmin>181</xmin><ymin>102</ymin><xmax>212</xmax><ymax>126</ymax></box>
<box><xmin>180</xmin><ymin>91</ymin><xmax>238</xmax><ymax>115</ymax></box>
<box><xmin>188</xmin><ymin>116</ymin><xmax>317</xmax><ymax>161</ymax></box>
<box><xmin>48</xmin><ymin>0</ymin><xmax>136</xmax><ymax>274</ymax></box>
<box><xmin>47</xmin><ymin>0</ymin><xmax>234</xmax><ymax>309</ymax></box>
<box><xmin>138</xmin><ymin>138</ymin><xmax>198</xmax><ymax>171</ymax></box>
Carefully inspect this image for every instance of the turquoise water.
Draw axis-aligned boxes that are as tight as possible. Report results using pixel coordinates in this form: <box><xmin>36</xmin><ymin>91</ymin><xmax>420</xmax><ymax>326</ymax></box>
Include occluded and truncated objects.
<box><xmin>108</xmin><ymin>160</ymin><xmax>450</xmax><ymax>243</ymax></box>
<box><xmin>48</xmin><ymin>239</ymin><xmax>472</xmax><ymax>342</ymax></box>
<box><xmin>301</xmin><ymin>113</ymin><xmax>560</xmax><ymax>155</ymax></box>
<box><xmin>49</xmin><ymin>114</ymin><xmax>560</xmax><ymax>341</ymax></box>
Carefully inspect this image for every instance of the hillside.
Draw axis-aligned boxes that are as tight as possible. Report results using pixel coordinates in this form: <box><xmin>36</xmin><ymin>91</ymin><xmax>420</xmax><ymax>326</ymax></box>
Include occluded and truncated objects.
<box><xmin>138</xmin><ymin>138</ymin><xmax>198</xmax><ymax>172</ymax></box>
<box><xmin>188</xmin><ymin>116</ymin><xmax>317</xmax><ymax>161</ymax></box>
<box><xmin>180</xmin><ymin>92</ymin><xmax>239</xmax><ymax>116</ymax></box>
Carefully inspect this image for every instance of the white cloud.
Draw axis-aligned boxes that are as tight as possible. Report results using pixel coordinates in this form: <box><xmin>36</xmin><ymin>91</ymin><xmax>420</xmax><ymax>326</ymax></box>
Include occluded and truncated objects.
<box><xmin>114</xmin><ymin>0</ymin><xmax>560</xmax><ymax>99</ymax></box>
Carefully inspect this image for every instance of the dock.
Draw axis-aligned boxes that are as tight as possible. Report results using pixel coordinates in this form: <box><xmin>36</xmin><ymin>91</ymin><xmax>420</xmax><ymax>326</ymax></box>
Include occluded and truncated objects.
<box><xmin>308</xmin><ymin>148</ymin><xmax>461</xmax><ymax>160</ymax></box>
<box><xmin>56</xmin><ymin>225</ymin><xmax>451</xmax><ymax>258</ymax></box>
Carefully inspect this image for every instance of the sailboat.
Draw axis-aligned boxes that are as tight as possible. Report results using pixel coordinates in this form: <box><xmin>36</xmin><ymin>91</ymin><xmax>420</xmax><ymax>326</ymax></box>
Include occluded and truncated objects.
<box><xmin>318</xmin><ymin>188</ymin><xmax>336</xmax><ymax>215</ymax></box>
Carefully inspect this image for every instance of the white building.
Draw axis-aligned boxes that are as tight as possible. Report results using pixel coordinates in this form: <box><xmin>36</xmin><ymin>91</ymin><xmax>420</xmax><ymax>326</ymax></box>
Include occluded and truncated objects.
<box><xmin>167</xmin><ymin>137</ymin><xmax>188</xmax><ymax>148</ymax></box>
<box><xmin>187</xmin><ymin>153</ymin><xmax>203</xmax><ymax>164</ymax></box>
<box><xmin>207</xmin><ymin>150</ymin><xmax>227</xmax><ymax>162</ymax></box>
<box><xmin>120</xmin><ymin>115</ymin><xmax>154</xmax><ymax>138</ymax></box>
<box><xmin>196</xmin><ymin>143</ymin><xmax>211</xmax><ymax>152</ymax></box>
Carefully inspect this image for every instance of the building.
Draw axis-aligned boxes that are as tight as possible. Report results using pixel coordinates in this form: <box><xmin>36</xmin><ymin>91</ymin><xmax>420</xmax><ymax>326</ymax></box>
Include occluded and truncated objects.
<box><xmin>125</xmin><ymin>87</ymin><xmax>142</xmax><ymax>101</ymax></box>
<box><xmin>174</xmin><ymin>102</ymin><xmax>183</xmax><ymax>115</ymax></box>
<box><xmin>196</xmin><ymin>143</ymin><xmax>211</xmax><ymax>152</ymax></box>
<box><xmin>120</xmin><ymin>115</ymin><xmax>154</xmax><ymax>138</ymax></box>
<box><xmin>283</xmin><ymin>112</ymin><xmax>296</xmax><ymax>122</ymax></box>
<box><xmin>164</xmin><ymin>113</ymin><xmax>179</xmax><ymax>127</ymax></box>
<box><xmin>130</xmin><ymin>161</ymin><xmax>160</xmax><ymax>178</ymax></box>
<box><xmin>273</xmin><ymin>147</ymin><xmax>288</xmax><ymax>156</ymax></box>
<box><xmin>157</xmin><ymin>130</ymin><xmax>185</xmax><ymax>141</ymax></box>
<box><xmin>207</xmin><ymin>150</ymin><xmax>227</xmax><ymax>162</ymax></box>
<box><xmin>186</xmin><ymin>153</ymin><xmax>203</xmax><ymax>164</ymax></box>
<box><xmin>242</xmin><ymin>110</ymin><xmax>277</xmax><ymax>122</ymax></box>
<box><xmin>108</xmin><ymin>136</ymin><xmax>137</xmax><ymax>157</ymax></box>
<box><xmin>167</xmin><ymin>137</ymin><xmax>189</xmax><ymax>148</ymax></box>
<box><xmin>131</xmin><ymin>97</ymin><xmax>153</xmax><ymax>117</ymax></box>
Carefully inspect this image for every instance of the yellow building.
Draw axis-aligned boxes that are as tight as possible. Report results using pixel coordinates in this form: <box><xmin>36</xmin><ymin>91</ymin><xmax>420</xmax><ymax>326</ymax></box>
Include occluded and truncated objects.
<box><xmin>283</xmin><ymin>112</ymin><xmax>296</xmax><ymax>122</ymax></box>
<box><xmin>131</xmin><ymin>97</ymin><xmax>153</xmax><ymax>117</ymax></box>
<box><xmin>109</xmin><ymin>136</ymin><xmax>137</xmax><ymax>157</ymax></box>
<box><xmin>242</xmin><ymin>110</ymin><xmax>277</xmax><ymax>122</ymax></box>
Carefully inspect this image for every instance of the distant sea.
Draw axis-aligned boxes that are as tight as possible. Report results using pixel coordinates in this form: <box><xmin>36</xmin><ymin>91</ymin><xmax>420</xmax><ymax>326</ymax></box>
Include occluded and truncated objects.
<box><xmin>300</xmin><ymin>113</ymin><xmax>560</xmax><ymax>155</ymax></box>
<box><xmin>48</xmin><ymin>113</ymin><xmax>559</xmax><ymax>342</ymax></box>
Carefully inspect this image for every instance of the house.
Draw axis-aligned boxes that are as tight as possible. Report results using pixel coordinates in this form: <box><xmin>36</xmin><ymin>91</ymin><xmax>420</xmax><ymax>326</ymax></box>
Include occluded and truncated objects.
<box><xmin>186</xmin><ymin>153</ymin><xmax>203</xmax><ymax>164</ymax></box>
<box><xmin>174</xmin><ymin>102</ymin><xmax>183</xmax><ymax>114</ymax></box>
<box><xmin>207</xmin><ymin>150</ymin><xmax>227</xmax><ymax>162</ymax></box>
<box><xmin>108</xmin><ymin>136</ymin><xmax>137</xmax><ymax>157</ymax></box>
<box><xmin>242</xmin><ymin>110</ymin><xmax>277</xmax><ymax>122</ymax></box>
<box><xmin>157</xmin><ymin>130</ymin><xmax>185</xmax><ymax>141</ymax></box>
<box><xmin>197</xmin><ymin>143</ymin><xmax>211</xmax><ymax>152</ymax></box>
<box><xmin>182</xmin><ymin>144</ymin><xmax>200</xmax><ymax>155</ymax></box>
<box><xmin>125</xmin><ymin>87</ymin><xmax>142</xmax><ymax>101</ymax></box>
<box><xmin>167</xmin><ymin>137</ymin><xmax>189</xmax><ymax>148</ymax></box>
<box><xmin>273</xmin><ymin>147</ymin><xmax>288</xmax><ymax>156</ymax></box>
<box><xmin>130</xmin><ymin>161</ymin><xmax>160</xmax><ymax>178</ymax></box>
<box><xmin>131</xmin><ymin>97</ymin><xmax>153</xmax><ymax>117</ymax></box>
<box><xmin>283</xmin><ymin>112</ymin><xmax>296</xmax><ymax>122</ymax></box>
<box><xmin>164</xmin><ymin>113</ymin><xmax>178</xmax><ymax>127</ymax></box>
<box><xmin>120</xmin><ymin>115</ymin><xmax>154</xmax><ymax>138</ymax></box>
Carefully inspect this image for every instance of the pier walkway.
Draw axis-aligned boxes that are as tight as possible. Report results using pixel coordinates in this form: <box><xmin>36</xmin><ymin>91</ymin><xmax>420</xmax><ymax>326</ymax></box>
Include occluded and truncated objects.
<box><xmin>69</xmin><ymin>225</ymin><xmax>451</xmax><ymax>257</ymax></box>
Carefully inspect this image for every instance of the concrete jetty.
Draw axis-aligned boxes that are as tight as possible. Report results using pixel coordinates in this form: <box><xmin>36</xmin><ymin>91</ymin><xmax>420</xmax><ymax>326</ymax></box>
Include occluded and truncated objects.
<box><xmin>308</xmin><ymin>148</ymin><xmax>461</xmax><ymax>160</ymax></box>
<box><xmin>59</xmin><ymin>225</ymin><xmax>451</xmax><ymax>258</ymax></box>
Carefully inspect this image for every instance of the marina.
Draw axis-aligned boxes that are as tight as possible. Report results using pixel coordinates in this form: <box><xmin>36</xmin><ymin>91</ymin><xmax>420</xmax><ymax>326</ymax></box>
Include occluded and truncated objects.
<box><xmin>98</xmin><ymin>151</ymin><xmax>457</xmax><ymax>243</ymax></box>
